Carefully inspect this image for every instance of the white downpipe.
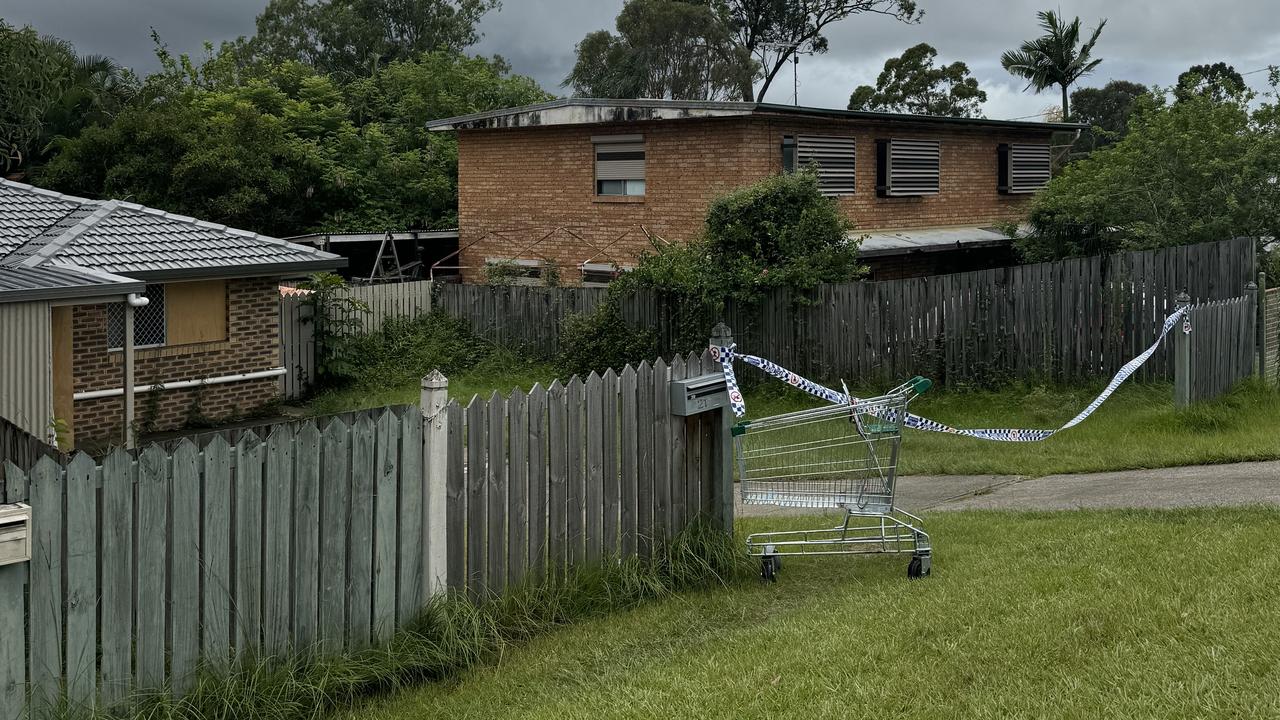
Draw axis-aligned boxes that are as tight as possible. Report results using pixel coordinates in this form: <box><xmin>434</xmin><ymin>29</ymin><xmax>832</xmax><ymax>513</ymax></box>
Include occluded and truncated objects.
<box><xmin>75</xmin><ymin>367</ymin><xmax>287</xmax><ymax>401</ymax></box>
<box><xmin>127</xmin><ymin>293</ymin><xmax>150</xmax><ymax>307</ymax></box>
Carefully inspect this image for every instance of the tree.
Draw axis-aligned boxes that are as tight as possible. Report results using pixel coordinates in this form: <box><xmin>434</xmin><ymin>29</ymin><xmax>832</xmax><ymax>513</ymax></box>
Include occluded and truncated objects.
<box><xmin>847</xmin><ymin>43</ymin><xmax>985</xmax><ymax>117</ymax></box>
<box><xmin>1175</xmin><ymin>62</ymin><xmax>1246</xmax><ymax>104</ymax></box>
<box><xmin>1069</xmin><ymin>79</ymin><xmax>1148</xmax><ymax>154</ymax></box>
<box><xmin>0</xmin><ymin>22</ymin><xmax>137</xmax><ymax>174</ymax></box>
<box><xmin>250</xmin><ymin>0</ymin><xmax>499</xmax><ymax>76</ymax></box>
<box><xmin>1000</xmin><ymin>10</ymin><xmax>1106</xmax><ymax>120</ymax></box>
<box><xmin>38</xmin><ymin>49</ymin><xmax>550</xmax><ymax>236</ymax></box>
<box><xmin>1017</xmin><ymin>81</ymin><xmax>1280</xmax><ymax>262</ymax></box>
<box><xmin>720</xmin><ymin>0</ymin><xmax>922</xmax><ymax>102</ymax></box>
<box><xmin>564</xmin><ymin>0</ymin><xmax>756</xmax><ymax>100</ymax></box>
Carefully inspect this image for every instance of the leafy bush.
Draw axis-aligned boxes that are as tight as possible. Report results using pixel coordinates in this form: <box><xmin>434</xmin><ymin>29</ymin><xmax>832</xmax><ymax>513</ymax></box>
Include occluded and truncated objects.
<box><xmin>335</xmin><ymin>311</ymin><xmax>493</xmax><ymax>388</ymax></box>
<box><xmin>558</xmin><ymin>300</ymin><xmax>659</xmax><ymax>377</ymax></box>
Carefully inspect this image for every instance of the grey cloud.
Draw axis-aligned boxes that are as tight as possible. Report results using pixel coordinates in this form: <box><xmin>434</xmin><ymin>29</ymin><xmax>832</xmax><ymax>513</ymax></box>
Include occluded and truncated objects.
<box><xmin>3</xmin><ymin>0</ymin><xmax>1275</xmax><ymax>119</ymax></box>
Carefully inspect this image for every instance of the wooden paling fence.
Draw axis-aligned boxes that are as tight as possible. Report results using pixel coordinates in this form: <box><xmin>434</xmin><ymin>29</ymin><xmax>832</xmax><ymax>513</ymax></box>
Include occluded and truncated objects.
<box><xmin>1264</xmin><ymin>286</ymin><xmax>1278</xmax><ymax>385</ymax></box>
<box><xmin>434</xmin><ymin>237</ymin><xmax>1257</xmax><ymax>386</ymax></box>
<box><xmin>0</xmin><ymin>355</ymin><xmax>732</xmax><ymax>718</ymax></box>
<box><xmin>1177</xmin><ymin>293</ymin><xmax>1260</xmax><ymax>404</ymax></box>
<box><xmin>279</xmin><ymin>280</ymin><xmax>435</xmax><ymax>399</ymax></box>
<box><xmin>0</xmin><ymin>415</ymin><xmax>61</xmax><ymax>494</ymax></box>
<box><xmin>443</xmin><ymin>351</ymin><xmax>729</xmax><ymax>599</ymax></box>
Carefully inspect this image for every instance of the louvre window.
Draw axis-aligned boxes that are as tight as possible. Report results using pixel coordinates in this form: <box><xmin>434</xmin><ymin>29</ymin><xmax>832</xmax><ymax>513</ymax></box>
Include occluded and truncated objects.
<box><xmin>876</xmin><ymin>138</ymin><xmax>941</xmax><ymax>197</ymax></box>
<box><xmin>998</xmin><ymin>143</ymin><xmax>1051</xmax><ymax>194</ymax></box>
<box><xmin>594</xmin><ymin>135</ymin><xmax>645</xmax><ymax>196</ymax></box>
<box><xmin>107</xmin><ymin>283</ymin><xmax>166</xmax><ymax>349</ymax></box>
<box><xmin>787</xmin><ymin>135</ymin><xmax>856</xmax><ymax>195</ymax></box>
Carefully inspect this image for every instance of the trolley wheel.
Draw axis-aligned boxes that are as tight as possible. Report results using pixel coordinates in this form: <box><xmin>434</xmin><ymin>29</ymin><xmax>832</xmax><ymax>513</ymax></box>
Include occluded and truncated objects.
<box><xmin>761</xmin><ymin>555</ymin><xmax>779</xmax><ymax>583</ymax></box>
<box><xmin>907</xmin><ymin>555</ymin><xmax>930</xmax><ymax>580</ymax></box>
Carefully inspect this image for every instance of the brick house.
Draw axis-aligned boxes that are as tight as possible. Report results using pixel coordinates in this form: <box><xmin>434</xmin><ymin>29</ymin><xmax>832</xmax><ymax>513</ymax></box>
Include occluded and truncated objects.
<box><xmin>0</xmin><ymin>179</ymin><xmax>344</xmax><ymax>449</ymax></box>
<box><xmin>426</xmin><ymin>99</ymin><xmax>1083</xmax><ymax>282</ymax></box>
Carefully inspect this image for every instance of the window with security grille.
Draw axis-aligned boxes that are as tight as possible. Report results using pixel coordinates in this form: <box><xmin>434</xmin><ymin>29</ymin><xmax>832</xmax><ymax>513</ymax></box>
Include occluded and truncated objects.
<box><xmin>998</xmin><ymin>143</ymin><xmax>1051</xmax><ymax>193</ymax></box>
<box><xmin>107</xmin><ymin>283</ymin><xmax>166</xmax><ymax>349</ymax></box>
<box><xmin>788</xmin><ymin>135</ymin><xmax>856</xmax><ymax>195</ymax></box>
<box><xmin>594</xmin><ymin>135</ymin><xmax>645</xmax><ymax>196</ymax></box>
<box><xmin>876</xmin><ymin>138</ymin><xmax>941</xmax><ymax>196</ymax></box>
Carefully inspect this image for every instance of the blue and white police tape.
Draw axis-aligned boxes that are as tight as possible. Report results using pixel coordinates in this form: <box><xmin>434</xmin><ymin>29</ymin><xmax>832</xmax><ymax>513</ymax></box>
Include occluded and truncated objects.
<box><xmin>712</xmin><ymin>306</ymin><xmax>1188</xmax><ymax>443</ymax></box>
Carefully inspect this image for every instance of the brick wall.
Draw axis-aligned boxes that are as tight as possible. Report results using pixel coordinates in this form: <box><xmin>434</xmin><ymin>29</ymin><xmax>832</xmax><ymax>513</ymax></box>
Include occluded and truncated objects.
<box><xmin>456</xmin><ymin>115</ymin><xmax>1051</xmax><ymax>282</ymax></box>
<box><xmin>72</xmin><ymin>277</ymin><xmax>282</xmax><ymax>447</ymax></box>
<box><xmin>1267</xmin><ymin>287</ymin><xmax>1279</xmax><ymax>383</ymax></box>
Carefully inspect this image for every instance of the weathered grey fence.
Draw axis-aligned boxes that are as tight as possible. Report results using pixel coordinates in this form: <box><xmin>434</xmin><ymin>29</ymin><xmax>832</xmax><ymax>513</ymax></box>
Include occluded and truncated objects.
<box><xmin>0</xmin><ymin>415</ymin><xmax>61</xmax><ymax>494</ymax></box>
<box><xmin>279</xmin><ymin>280</ymin><xmax>435</xmax><ymax>399</ymax></box>
<box><xmin>1174</xmin><ymin>292</ymin><xmax>1260</xmax><ymax>405</ymax></box>
<box><xmin>435</xmin><ymin>237</ymin><xmax>1256</xmax><ymax>385</ymax></box>
<box><xmin>442</xmin><ymin>351</ymin><xmax>729</xmax><ymax>599</ymax></box>
<box><xmin>1</xmin><ymin>354</ymin><xmax>732</xmax><ymax>718</ymax></box>
<box><xmin>434</xmin><ymin>283</ymin><xmax>610</xmax><ymax>357</ymax></box>
<box><xmin>1264</xmin><ymin>284</ymin><xmax>1278</xmax><ymax>385</ymax></box>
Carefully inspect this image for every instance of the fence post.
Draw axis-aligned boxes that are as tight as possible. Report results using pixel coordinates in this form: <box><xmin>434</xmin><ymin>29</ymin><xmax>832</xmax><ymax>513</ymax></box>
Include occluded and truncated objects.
<box><xmin>1174</xmin><ymin>291</ymin><xmax>1192</xmax><ymax>408</ymax></box>
<box><xmin>710</xmin><ymin>323</ymin><xmax>735</xmax><ymax>532</ymax></box>
<box><xmin>421</xmin><ymin>370</ymin><xmax>449</xmax><ymax>595</ymax></box>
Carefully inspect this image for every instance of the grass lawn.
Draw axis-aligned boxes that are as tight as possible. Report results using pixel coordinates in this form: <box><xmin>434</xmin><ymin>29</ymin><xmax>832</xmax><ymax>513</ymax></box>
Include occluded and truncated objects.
<box><xmin>338</xmin><ymin>508</ymin><xmax>1280</xmax><ymax>719</ymax></box>
<box><xmin>302</xmin><ymin>358</ymin><xmax>1280</xmax><ymax>477</ymax></box>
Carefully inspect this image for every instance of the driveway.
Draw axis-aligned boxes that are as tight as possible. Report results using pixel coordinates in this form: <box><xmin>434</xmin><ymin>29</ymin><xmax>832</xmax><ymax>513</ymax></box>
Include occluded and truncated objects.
<box><xmin>735</xmin><ymin>460</ymin><xmax>1280</xmax><ymax>516</ymax></box>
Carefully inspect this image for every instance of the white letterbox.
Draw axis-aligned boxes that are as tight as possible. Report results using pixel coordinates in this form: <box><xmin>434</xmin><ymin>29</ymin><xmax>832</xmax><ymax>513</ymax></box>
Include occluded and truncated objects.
<box><xmin>0</xmin><ymin>503</ymin><xmax>31</xmax><ymax>566</ymax></box>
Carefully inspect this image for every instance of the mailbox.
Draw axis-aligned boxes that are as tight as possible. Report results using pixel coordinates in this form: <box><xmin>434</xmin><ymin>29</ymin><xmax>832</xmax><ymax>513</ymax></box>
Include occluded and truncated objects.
<box><xmin>670</xmin><ymin>373</ymin><xmax>730</xmax><ymax>416</ymax></box>
<box><xmin>0</xmin><ymin>503</ymin><xmax>31</xmax><ymax>567</ymax></box>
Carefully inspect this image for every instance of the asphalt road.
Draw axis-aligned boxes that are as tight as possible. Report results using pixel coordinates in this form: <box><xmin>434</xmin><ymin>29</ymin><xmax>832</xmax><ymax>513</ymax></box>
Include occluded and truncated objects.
<box><xmin>735</xmin><ymin>460</ymin><xmax>1280</xmax><ymax>517</ymax></box>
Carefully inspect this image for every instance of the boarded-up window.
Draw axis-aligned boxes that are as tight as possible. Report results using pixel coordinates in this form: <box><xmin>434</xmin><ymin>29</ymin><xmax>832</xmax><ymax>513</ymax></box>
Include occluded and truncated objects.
<box><xmin>876</xmin><ymin>138</ymin><xmax>941</xmax><ymax>197</ymax></box>
<box><xmin>793</xmin><ymin>135</ymin><xmax>856</xmax><ymax>195</ymax></box>
<box><xmin>594</xmin><ymin>135</ymin><xmax>645</xmax><ymax>196</ymax></box>
<box><xmin>166</xmin><ymin>279</ymin><xmax>228</xmax><ymax>344</ymax></box>
<box><xmin>998</xmin><ymin>143</ymin><xmax>1051</xmax><ymax>194</ymax></box>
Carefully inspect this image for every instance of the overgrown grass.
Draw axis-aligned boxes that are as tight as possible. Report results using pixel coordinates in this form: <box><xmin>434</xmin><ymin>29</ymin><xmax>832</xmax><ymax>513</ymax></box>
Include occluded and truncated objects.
<box><xmin>335</xmin><ymin>508</ymin><xmax>1280</xmax><ymax>719</ymax></box>
<box><xmin>307</xmin><ymin>355</ymin><xmax>1280</xmax><ymax>478</ymax></box>
<box><xmin>82</xmin><ymin>523</ymin><xmax>747</xmax><ymax>720</ymax></box>
<box><xmin>746</xmin><ymin>377</ymin><xmax>1280</xmax><ymax>476</ymax></box>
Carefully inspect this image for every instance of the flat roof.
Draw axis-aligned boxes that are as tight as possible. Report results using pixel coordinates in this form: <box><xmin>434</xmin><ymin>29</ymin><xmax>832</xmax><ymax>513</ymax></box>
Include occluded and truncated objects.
<box><xmin>426</xmin><ymin>98</ymin><xmax>1086</xmax><ymax>133</ymax></box>
<box><xmin>286</xmin><ymin>229</ymin><xmax>459</xmax><ymax>246</ymax></box>
<box><xmin>856</xmin><ymin>225</ymin><xmax>1018</xmax><ymax>258</ymax></box>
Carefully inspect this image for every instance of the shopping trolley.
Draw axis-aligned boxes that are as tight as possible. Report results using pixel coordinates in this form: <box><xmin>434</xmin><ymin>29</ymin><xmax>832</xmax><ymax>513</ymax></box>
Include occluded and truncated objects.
<box><xmin>734</xmin><ymin>376</ymin><xmax>933</xmax><ymax>581</ymax></box>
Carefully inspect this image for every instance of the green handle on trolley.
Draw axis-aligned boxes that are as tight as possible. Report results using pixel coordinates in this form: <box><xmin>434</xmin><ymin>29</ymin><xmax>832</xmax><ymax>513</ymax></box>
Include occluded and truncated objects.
<box><xmin>910</xmin><ymin>376</ymin><xmax>933</xmax><ymax>395</ymax></box>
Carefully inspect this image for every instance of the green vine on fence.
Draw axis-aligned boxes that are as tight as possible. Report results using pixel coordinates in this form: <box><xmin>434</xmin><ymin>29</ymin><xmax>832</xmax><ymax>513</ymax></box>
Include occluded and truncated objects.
<box><xmin>298</xmin><ymin>272</ymin><xmax>369</xmax><ymax>386</ymax></box>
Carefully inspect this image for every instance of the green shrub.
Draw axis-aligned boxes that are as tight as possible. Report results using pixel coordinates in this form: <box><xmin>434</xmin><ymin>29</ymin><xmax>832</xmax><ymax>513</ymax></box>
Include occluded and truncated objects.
<box><xmin>336</xmin><ymin>311</ymin><xmax>493</xmax><ymax>388</ymax></box>
<box><xmin>558</xmin><ymin>300</ymin><xmax>659</xmax><ymax>376</ymax></box>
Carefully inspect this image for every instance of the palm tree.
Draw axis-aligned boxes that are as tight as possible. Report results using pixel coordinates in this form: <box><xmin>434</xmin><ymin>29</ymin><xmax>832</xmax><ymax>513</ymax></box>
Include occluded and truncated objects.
<box><xmin>1000</xmin><ymin>10</ymin><xmax>1106</xmax><ymax>120</ymax></box>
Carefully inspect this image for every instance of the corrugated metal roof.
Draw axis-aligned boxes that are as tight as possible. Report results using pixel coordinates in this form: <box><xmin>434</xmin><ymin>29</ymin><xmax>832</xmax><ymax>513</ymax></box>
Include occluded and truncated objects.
<box><xmin>856</xmin><ymin>226</ymin><xmax>1018</xmax><ymax>258</ymax></box>
<box><xmin>0</xmin><ymin>178</ymin><xmax>346</xmax><ymax>281</ymax></box>
<box><xmin>0</xmin><ymin>265</ymin><xmax>144</xmax><ymax>304</ymax></box>
<box><xmin>425</xmin><ymin>98</ymin><xmax>1087</xmax><ymax>132</ymax></box>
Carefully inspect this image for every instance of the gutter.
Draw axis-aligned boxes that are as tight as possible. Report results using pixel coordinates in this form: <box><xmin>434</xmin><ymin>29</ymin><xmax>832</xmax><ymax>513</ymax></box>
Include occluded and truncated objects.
<box><xmin>74</xmin><ymin>367</ymin><xmax>287</xmax><ymax>401</ymax></box>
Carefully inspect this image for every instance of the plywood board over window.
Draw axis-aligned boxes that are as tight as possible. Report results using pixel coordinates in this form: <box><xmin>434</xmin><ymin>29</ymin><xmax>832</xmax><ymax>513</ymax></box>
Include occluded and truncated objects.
<box><xmin>166</xmin><ymin>279</ymin><xmax>228</xmax><ymax>345</ymax></box>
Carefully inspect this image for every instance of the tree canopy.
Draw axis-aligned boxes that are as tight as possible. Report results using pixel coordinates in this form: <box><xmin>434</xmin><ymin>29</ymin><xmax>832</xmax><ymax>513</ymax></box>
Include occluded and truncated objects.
<box><xmin>38</xmin><ymin>49</ymin><xmax>549</xmax><ymax>237</ymax></box>
<box><xmin>847</xmin><ymin>43</ymin><xmax>985</xmax><ymax>117</ymax></box>
<box><xmin>1069</xmin><ymin>79</ymin><xmax>1148</xmax><ymax>155</ymax></box>
<box><xmin>564</xmin><ymin>0</ymin><xmax>756</xmax><ymax>100</ymax></box>
<box><xmin>249</xmin><ymin>0</ymin><xmax>500</xmax><ymax>76</ymax></box>
<box><xmin>1175</xmin><ymin>62</ymin><xmax>1247</xmax><ymax>104</ymax></box>
<box><xmin>1000</xmin><ymin>10</ymin><xmax>1106</xmax><ymax>120</ymax></box>
<box><xmin>1017</xmin><ymin>78</ymin><xmax>1280</xmax><ymax>262</ymax></box>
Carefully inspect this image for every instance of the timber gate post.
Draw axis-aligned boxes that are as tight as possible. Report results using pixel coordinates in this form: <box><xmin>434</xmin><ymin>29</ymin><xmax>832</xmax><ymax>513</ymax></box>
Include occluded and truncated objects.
<box><xmin>710</xmin><ymin>323</ymin><xmax>736</xmax><ymax>531</ymax></box>
<box><xmin>1173</xmin><ymin>291</ymin><xmax>1193</xmax><ymax>408</ymax></box>
<box><xmin>421</xmin><ymin>370</ymin><xmax>449</xmax><ymax>594</ymax></box>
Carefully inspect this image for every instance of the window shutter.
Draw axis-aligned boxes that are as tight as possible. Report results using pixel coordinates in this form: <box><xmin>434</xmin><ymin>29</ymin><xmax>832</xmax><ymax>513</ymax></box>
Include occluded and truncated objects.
<box><xmin>877</xmin><ymin>138</ymin><xmax>940</xmax><ymax>196</ymax></box>
<box><xmin>595</xmin><ymin>142</ymin><xmax>645</xmax><ymax>181</ymax></box>
<box><xmin>795</xmin><ymin>135</ymin><xmax>856</xmax><ymax>195</ymax></box>
<box><xmin>1000</xmin><ymin>143</ymin><xmax>1051</xmax><ymax>193</ymax></box>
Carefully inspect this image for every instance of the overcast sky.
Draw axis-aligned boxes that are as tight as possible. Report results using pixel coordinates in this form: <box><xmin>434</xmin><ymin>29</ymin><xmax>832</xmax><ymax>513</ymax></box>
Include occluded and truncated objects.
<box><xmin>3</xmin><ymin>0</ymin><xmax>1277</xmax><ymax>119</ymax></box>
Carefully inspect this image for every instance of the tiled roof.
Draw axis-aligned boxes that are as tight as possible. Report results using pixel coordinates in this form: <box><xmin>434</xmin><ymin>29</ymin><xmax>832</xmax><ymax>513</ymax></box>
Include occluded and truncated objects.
<box><xmin>0</xmin><ymin>265</ymin><xmax>144</xmax><ymax>304</ymax></box>
<box><xmin>0</xmin><ymin>182</ymin><xmax>82</xmax><ymax>257</ymax></box>
<box><xmin>0</xmin><ymin>178</ymin><xmax>345</xmax><ymax>282</ymax></box>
